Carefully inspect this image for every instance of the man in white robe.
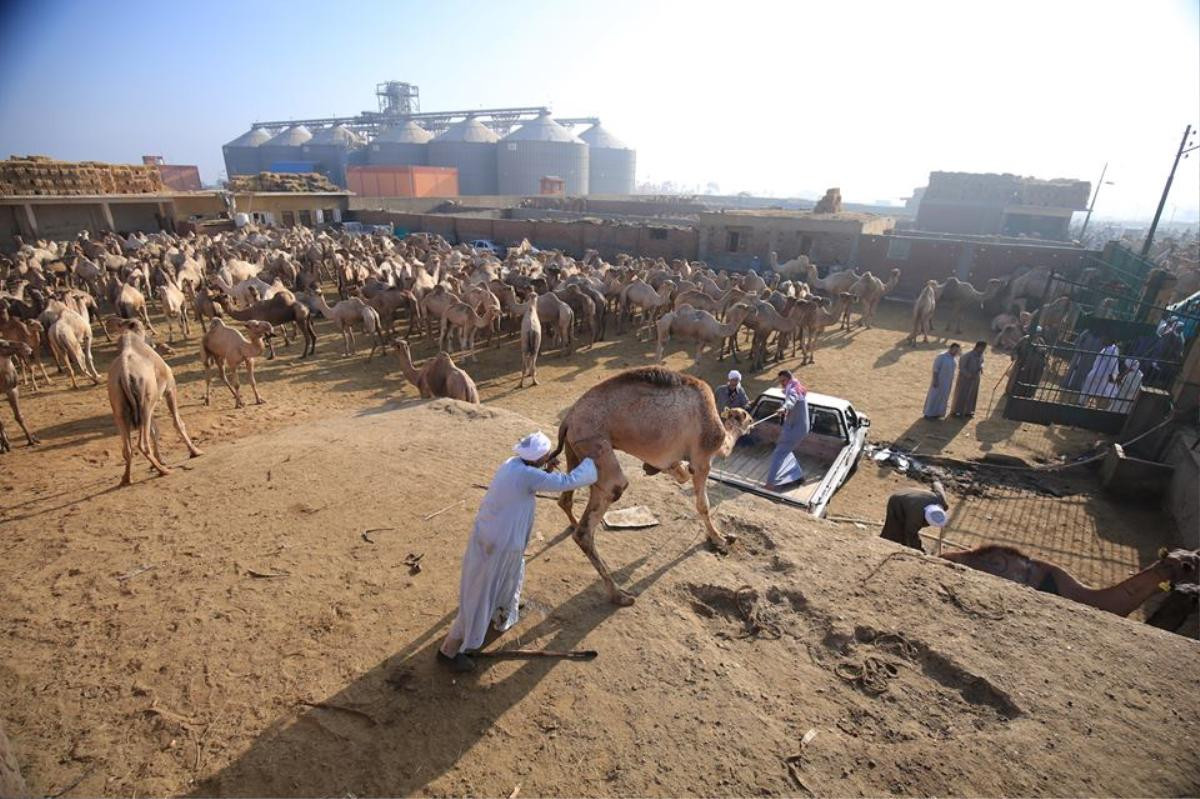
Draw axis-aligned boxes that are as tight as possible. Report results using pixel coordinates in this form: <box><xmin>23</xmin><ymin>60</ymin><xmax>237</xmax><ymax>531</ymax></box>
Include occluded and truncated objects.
<box><xmin>1109</xmin><ymin>358</ymin><xmax>1143</xmax><ymax>413</ymax></box>
<box><xmin>923</xmin><ymin>343</ymin><xmax>960</xmax><ymax>420</ymax></box>
<box><xmin>438</xmin><ymin>432</ymin><xmax>598</xmax><ymax>673</ymax></box>
<box><xmin>1080</xmin><ymin>338</ymin><xmax>1120</xmax><ymax>406</ymax></box>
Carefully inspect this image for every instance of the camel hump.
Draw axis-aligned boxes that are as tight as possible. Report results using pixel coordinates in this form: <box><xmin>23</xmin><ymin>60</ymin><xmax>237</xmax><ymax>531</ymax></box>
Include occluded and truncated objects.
<box><xmin>606</xmin><ymin>366</ymin><xmax>691</xmax><ymax>389</ymax></box>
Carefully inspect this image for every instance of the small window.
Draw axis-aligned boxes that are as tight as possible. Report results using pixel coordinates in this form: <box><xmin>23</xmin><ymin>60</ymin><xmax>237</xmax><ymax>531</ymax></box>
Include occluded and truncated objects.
<box><xmin>726</xmin><ymin>230</ymin><xmax>742</xmax><ymax>252</ymax></box>
<box><xmin>886</xmin><ymin>238</ymin><xmax>911</xmax><ymax>260</ymax></box>
<box><xmin>649</xmin><ymin>228</ymin><xmax>668</xmax><ymax>240</ymax></box>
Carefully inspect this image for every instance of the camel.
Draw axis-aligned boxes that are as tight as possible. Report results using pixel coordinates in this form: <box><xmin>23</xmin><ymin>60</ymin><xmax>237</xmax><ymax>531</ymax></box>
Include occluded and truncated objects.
<box><xmin>392</xmin><ymin>339</ymin><xmax>480</xmax><ymax>404</ymax></box>
<box><xmin>223</xmin><ymin>293</ymin><xmax>317</xmax><ymax>358</ymax></box>
<box><xmin>536</xmin><ymin>291</ymin><xmax>575</xmax><ymax>355</ymax></box>
<box><xmin>106</xmin><ymin>320</ymin><xmax>202</xmax><ymax>486</ymax></box>
<box><xmin>655</xmin><ymin>303</ymin><xmax>752</xmax><ymax>363</ymax></box>
<box><xmin>438</xmin><ymin>302</ymin><xmax>498</xmax><ymax>362</ymax></box>
<box><xmin>938</xmin><ymin>277</ymin><xmax>1005</xmax><ymax>333</ymax></box>
<box><xmin>156</xmin><ymin>278</ymin><xmax>190</xmax><ymax>342</ymax></box>
<box><xmin>849</xmin><ymin>268</ymin><xmax>901</xmax><ymax>328</ymax></box>
<box><xmin>803</xmin><ymin>261</ymin><xmax>861</xmax><ymax>296</ymax></box>
<box><xmin>767</xmin><ymin>251</ymin><xmax>812</xmax><ymax>280</ymax></box>
<box><xmin>555</xmin><ymin>284</ymin><xmax>598</xmax><ymax>347</ymax></box>
<box><xmin>548</xmin><ymin>367</ymin><xmax>754</xmax><ymax>605</ymax></box>
<box><xmin>942</xmin><ymin>545</ymin><xmax>1199</xmax><ymax>617</ymax></box>
<box><xmin>417</xmin><ymin>285</ymin><xmax>461</xmax><ymax>341</ymax></box>
<box><xmin>1037</xmin><ymin>296</ymin><xmax>1078</xmax><ymax>340</ymax></box>
<box><xmin>0</xmin><ymin>340</ymin><xmax>40</xmax><ymax>451</ymax></box>
<box><xmin>517</xmin><ymin>298</ymin><xmax>542</xmax><ymax>388</ymax></box>
<box><xmin>0</xmin><ymin>308</ymin><xmax>50</xmax><ymax>391</ymax></box>
<box><xmin>106</xmin><ymin>275</ymin><xmax>157</xmax><ymax>334</ymax></box>
<box><xmin>796</xmin><ymin>293</ymin><xmax>852</xmax><ymax>365</ymax></box>
<box><xmin>619</xmin><ymin>278</ymin><xmax>673</xmax><ymax>337</ymax></box>
<box><xmin>367</xmin><ymin>287</ymin><xmax>419</xmax><ymax>338</ymax></box>
<box><xmin>743</xmin><ymin>300</ymin><xmax>803</xmax><ymax>369</ymax></box>
<box><xmin>47</xmin><ymin>309</ymin><xmax>101</xmax><ymax>388</ymax></box>
<box><xmin>201</xmin><ymin>319</ymin><xmax>274</xmax><ymax>408</ymax></box>
<box><xmin>905</xmin><ymin>281</ymin><xmax>939</xmax><ymax>345</ymax></box>
<box><xmin>311</xmin><ymin>290</ymin><xmax>386</xmax><ymax>359</ymax></box>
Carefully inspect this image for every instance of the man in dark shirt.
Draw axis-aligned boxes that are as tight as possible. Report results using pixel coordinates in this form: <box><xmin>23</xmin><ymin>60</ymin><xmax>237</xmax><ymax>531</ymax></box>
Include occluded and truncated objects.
<box><xmin>879</xmin><ymin>480</ymin><xmax>949</xmax><ymax>552</ymax></box>
<box><xmin>714</xmin><ymin>370</ymin><xmax>750</xmax><ymax>413</ymax></box>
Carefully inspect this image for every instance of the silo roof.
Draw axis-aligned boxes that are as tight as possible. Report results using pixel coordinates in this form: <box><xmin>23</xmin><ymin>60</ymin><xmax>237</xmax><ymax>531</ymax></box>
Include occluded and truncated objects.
<box><xmin>309</xmin><ymin>124</ymin><xmax>364</xmax><ymax>146</ymax></box>
<box><xmin>503</xmin><ymin>112</ymin><xmax>582</xmax><ymax>143</ymax></box>
<box><xmin>264</xmin><ymin>125</ymin><xmax>313</xmax><ymax>146</ymax></box>
<box><xmin>375</xmin><ymin>120</ymin><xmax>433</xmax><ymax>144</ymax></box>
<box><xmin>224</xmin><ymin>127</ymin><xmax>273</xmax><ymax>148</ymax></box>
<box><xmin>432</xmin><ymin>117</ymin><xmax>500</xmax><ymax>144</ymax></box>
<box><xmin>580</xmin><ymin>122</ymin><xmax>630</xmax><ymax>150</ymax></box>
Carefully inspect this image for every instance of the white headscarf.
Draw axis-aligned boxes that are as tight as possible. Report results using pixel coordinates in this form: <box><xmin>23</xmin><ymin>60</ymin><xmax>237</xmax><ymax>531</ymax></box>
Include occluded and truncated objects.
<box><xmin>728</xmin><ymin>370</ymin><xmax>742</xmax><ymax>382</ymax></box>
<box><xmin>514</xmin><ymin>431</ymin><xmax>553</xmax><ymax>462</ymax></box>
<box><xmin>924</xmin><ymin>505</ymin><xmax>948</xmax><ymax>528</ymax></box>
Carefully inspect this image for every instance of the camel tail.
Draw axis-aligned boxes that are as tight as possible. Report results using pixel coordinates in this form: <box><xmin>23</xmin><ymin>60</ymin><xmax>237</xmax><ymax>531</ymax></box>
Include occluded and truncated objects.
<box><xmin>122</xmin><ymin>374</ymin><xmax>143</xmax><ymax>428</ymax></box>
<box><xmin>524</xmin><ymin>329</ymin><xmax>538</xmax><ymax>356</ymax></box>
<box><xmin>549</xmin><ymin>420</ymin><xmax>569</xmax><ymax>462</ymax></box>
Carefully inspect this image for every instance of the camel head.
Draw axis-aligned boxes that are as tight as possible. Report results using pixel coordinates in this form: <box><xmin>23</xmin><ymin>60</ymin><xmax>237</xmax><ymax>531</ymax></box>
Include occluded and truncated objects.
<box><xmin>718</xmin><ymin>407</ymin><xmax>754</xmax><ymax>456</ymax></box>
<box><xmin>0</xmin><ymin>338</ymin><xmax>33</xmax><ymax>360</ymax></box>
<box><xmin>243</xmin><ymin>319</ymin><xmax>274</xmax><ymax>341</ymax></box>
<box><xmin>1155</xmin><ymin>547</ymin><xmax>1200</xmax><ymax>590</ymax></box>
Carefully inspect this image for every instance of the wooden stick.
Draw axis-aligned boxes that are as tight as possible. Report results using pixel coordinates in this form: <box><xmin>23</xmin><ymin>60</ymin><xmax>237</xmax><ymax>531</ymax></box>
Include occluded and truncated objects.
<box><xmin>116</xmin><ymin>564</ymin><xmax>155</xmax><ymax>582</ymax></box>
<box><xmin>473</xmin><ymin>648</ymin><xmax>598</xmax><ymax>661</ymax></box>
<box><xmin>423</xmin><ymin>500</ymin><xmax>463</xmax><ymax>521</ymax></box>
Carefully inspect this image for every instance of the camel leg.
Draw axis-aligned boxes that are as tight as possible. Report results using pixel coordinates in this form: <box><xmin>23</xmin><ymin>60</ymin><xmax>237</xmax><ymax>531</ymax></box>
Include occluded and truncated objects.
<box><xmin>118</xmin><ymin>424</ymin><xmax>133</xmax><ymax>486</ymax></box>
<box><xmin>571</xmin><ymin>442</ymin><xmax>634</xmax><ymax>606</ymax></box>
<box><xmin>556</xmin><ymin>442</ymin><xmax>582</xmax><ymax>527</ymax></box>
<box><xmin>137</xmin><ymin>413</ymin><xmax>172</xmax><ymax>477</ymax></box>
<box><xmin>203</xmin><ymin>356</ymin><xmax>213</xmax><ymax>406</ymax></box>
<box><xmin>689</xmin><ymin>459</ymin><xmax>731</xmax><ymax>553</ymax></box>
<box><xmin>215</xmin><ymin>361</ymin><xmax>238</xmax><ymax>407</ymax></box>
<box><xmin>163</xmin><ymin>386</ymin><xmax>202</xmax><ymax>457</ymax></box>
<box><xmin>229</xmin><ymin>362</ymin><xmax>245</xmax><ymax>408</ymax></box>
<box><xmin>6</xmin><ymin>388</ymin><xmax>38</xmax><ymax>446</ymax></box>
<box><xmin>148</xmin><ymin>418</ymin><xmax>165</xmax><ymax>466</ymax></box>
<box><xmin>62</xmin><ymin>349</ymin><xmax>79</xmax><ymax>389</ymax></box>
<box><xmin>665</xmin><ymin>462</ymin><xmax>690</xmax><ymax>484</ymax></box>
<box><xmin>139</xmin><ymin>306</ymin><xmax>157</xmax><ymax>336</ymax></box>
<box><xmin>246</xmin><ymin>360</ymin><xmax>264</xmax><ymax>405</ymax></box>
<box><xmin>83</xmin><ymin>335</ymin><xmax>100</xmax><ymax>381</ymax></box>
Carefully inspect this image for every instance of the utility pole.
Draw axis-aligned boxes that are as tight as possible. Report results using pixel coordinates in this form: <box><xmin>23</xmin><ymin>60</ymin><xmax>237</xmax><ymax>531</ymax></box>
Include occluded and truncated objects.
<box><xmin>1141</xmin><ymin>124</ymin><xmax>1197</xmax><ymax>258</ymax></box>
<box><xmin>1077</xmin><ymin>161</ymin><xmax>1108</xmax><ymax>241</ymax></box>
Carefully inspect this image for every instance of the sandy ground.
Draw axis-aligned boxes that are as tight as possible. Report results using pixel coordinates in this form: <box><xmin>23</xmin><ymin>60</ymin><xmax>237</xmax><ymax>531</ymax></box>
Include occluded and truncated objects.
<box><xmin>1</xmin><ymin>298</ymin><xmax>1195</xmax><ymax>796</ymax></box>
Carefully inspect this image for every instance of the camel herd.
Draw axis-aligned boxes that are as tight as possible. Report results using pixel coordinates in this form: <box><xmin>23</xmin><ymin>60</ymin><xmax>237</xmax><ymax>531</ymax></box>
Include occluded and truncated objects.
<box><xmin>0</xmin><ymin>224</ymin><xmax>1156</xmax><ymax>484</ymax></box>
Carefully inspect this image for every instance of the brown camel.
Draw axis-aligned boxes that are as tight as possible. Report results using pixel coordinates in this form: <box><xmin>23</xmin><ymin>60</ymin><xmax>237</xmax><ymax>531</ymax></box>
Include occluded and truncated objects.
<box><xmin>849</xmin><ymin>268</ymin><xmax>901</xmax><ymax>328</ymax></box>
<box><xmin>795</xmin><ymin>293</ymin><xmax>852</xmax><ymax>365</ymax></box>
<box><xmin>201</xmin><ymin>319</ymin><xmax>274</xmax><ymax>408</ymax></box>
<box><xmin>803</xmin><ymin>261</ymin><xmax>862</xmax><ymax>296</ymax></box>
<box><xmin>438</xmin><ymin>302</ymin><xmax>498</xmax><ymax>361</ymax></box>
<box><xmin>106</xmin><ymin>320</ymin><xmax>202</xmax><ymax>486</ymax></box>
<box><xmin>0</xmin><ymin>307</ymin><xmax>51</xmax><ymax>390</ymax></box>
<box><xmin>619</xmin><ymin>278</ymin><xmax>674</xmax><ymax>337</ymax></box>
<box><xmin>223</xmin><ymin>293</ymin><xmax>317</xmax><ymax>358</ymax></box>
<box><xmin>548</xmin><ymin>367</ymin><xmax>754</xmax><ymax>605</ymax></box>
<box><xmin>392</xmin><ymin>339</ymin><xmax>480</xmax><ymax>404</ymax></box>
<box><xmin>517</xmin><ymin>298</ymin><xmax>542</xmax><ymax>388</ymax></box>
<box><xmin>906</xmin><ymin>280</ymin><xmax>939</xmax><ymax>345</ymax></box>
<box><xmin>0</xmin><ymin>339</ymin><xmax>40</xmax><ymax>451</ymax></box>
<box><xmin>655</xmin><ymin>302</ymin><xmax>752</xmax><ymax>363</ymax></box>
<box><xmin>942</xmin><ymin>545</ymin><xmax>1199</xmax><ymax>616</ymax></box>
<box><xmin>938</xmin><ymin>276</ymin><xmax>1005</xmax><ymax>333</ymax></box>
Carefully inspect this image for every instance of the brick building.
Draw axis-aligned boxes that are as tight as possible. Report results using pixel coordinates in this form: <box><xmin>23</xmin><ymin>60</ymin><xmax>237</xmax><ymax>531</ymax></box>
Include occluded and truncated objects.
<box><xmin>696</xmin><ymin>209</ymin><xmax>895</xmax><ymax>269</ymax></box>
<box><xmin>915</xmin><ymin>171</ymin><xmax>1090</xmax><ymax>241</ymax></box>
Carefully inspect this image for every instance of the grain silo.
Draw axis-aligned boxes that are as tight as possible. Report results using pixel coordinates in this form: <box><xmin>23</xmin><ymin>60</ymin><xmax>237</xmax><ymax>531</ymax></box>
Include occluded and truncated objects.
<box><xmin>368</xmin><ymin>120</ymin><xmax>433</xmax><ymax>166</ymax></box>
<box><xmin>497</xmin><ymin>112</ymin><xmax>588</xmax><ymax>196</ymax></box>
<box><xmin>259</xmin><ymin>125</ymin><xmax>314</xmax><ymax>173</ymax></box>
<box><xmin>428</xmin><ymin>116</ymin><xmax>499</xmax><ymax>195</ymax></box>
<box><xmin>580</xmin><ymin>122</ymin><xmax>635</xmax><ymax>195</ymax></box>
<box><xmin>222</xmin><ymin>127</ymin><xmax>272</xmax><ymax>177</ymax></box>
<box><xmin>300</xmin><ymin>124</ymin><xmax>365</xmax><ymax>187</ymax></box>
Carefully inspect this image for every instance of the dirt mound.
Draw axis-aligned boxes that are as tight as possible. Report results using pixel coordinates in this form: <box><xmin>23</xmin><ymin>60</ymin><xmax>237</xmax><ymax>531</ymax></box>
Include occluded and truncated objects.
<box><xmin>3</xmin><ymin>400</ymin><xmax>1198</xmax><ymax>797</ymax></box>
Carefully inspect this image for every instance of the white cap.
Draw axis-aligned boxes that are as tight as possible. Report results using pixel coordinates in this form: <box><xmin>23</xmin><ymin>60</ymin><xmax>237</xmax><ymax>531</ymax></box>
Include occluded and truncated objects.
<box><xmin>924</xmin><ymin>504</ymin><xmax>948</xmax><ymax>528</ymax></box>
<box><xmin>514</xmin><ymin>431</ymin><xmax>553</xmax><ymax>461</ymax></box>
<box><xmin>728</xmin><ymin>370</ymin><xmax>742</xmax><ymax>381</ymax></box>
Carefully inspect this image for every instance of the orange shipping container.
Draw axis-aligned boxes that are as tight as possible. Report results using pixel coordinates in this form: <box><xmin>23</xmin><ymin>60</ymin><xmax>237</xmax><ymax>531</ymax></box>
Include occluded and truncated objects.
<box><xmin>347</xmin><ymin>165</ymin><xmax>458</xmax><ymax>197</ymax></box>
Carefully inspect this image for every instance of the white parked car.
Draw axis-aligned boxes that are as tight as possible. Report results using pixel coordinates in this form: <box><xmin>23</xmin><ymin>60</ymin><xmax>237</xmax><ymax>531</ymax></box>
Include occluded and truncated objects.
<box><xmin>709</xmin><ymin>388</ymin><xmax>869</xmax><ymax>517</ymax></box>
<box><xmin>468</xmin><ymin>239</ymin><xmax>505</xmax><ymax>256</ymax></box>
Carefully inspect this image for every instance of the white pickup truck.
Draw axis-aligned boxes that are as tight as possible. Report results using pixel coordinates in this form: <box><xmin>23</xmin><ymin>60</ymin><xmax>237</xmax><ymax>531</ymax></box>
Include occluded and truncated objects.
<box><xmin>709</xmin><ymin>388</ymin><xmax>870</xmax><ymax>517</ymax></box>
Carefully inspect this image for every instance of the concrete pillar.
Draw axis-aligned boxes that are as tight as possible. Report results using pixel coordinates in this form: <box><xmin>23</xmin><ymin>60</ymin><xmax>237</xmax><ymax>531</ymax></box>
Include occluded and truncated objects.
<box><xmin>19</xmin><ymin>204</ymin><xmax>37</xmax><ymax>238</ymax></box>
<box><xmin>848</xmin><ymin>233</ymin><xmax>860</xmax><ymax>268</ymax></box>
<box><xmin>99</xmin><ymin>202</ymin><xmax>116</xmax><ymax>232</ymax></box>
<box><xmin>332</xmin><ymin>207</ymin><xmax>342</xmax><ymax>223</ymax></box>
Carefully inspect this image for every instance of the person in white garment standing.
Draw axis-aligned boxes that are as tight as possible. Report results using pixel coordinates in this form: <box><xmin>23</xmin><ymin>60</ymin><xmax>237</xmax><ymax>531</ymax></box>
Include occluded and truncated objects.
<box><xmin>438</xmin><ymin>431</ymin><xmax>598</xmax><ymax>673</ymax></box>
<box><xmin>923</xmin><ymin>343</ymin><xmax>960</xmax><ymax>420</ymax></box>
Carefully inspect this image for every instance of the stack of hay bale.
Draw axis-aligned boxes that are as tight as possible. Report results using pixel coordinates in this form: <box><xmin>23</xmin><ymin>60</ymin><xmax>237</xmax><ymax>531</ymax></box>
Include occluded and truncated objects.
<box><xmin>812</xmin><ymin>187</ymin><xmax>843</xmax><ymax>214</ymax></box>
<box><xmin>0</xmin><ymin>155</ymin><xmax>165</xmax><ymax>195</ymax></box>
<box><xmin>228</xmin><ymin>171</ymin><xmax>340</xmax><ymax>193</ymax></box>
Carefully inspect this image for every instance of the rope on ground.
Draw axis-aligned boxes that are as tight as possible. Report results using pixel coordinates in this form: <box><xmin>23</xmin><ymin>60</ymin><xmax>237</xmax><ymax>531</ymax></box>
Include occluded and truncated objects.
<box><xmin>733</xmin><ymin>585</ymin><xmax>782</xmax><ymax>640</ymax></box>
<box><xmin>872</xmin><ymin>631</ymin><xmax>920</xmax><ymax>661</ymax></box>
<box><xmin>955</xmin><ymin>415</ymin><xmax>1175</xmax><ymax>473</ymax></box>
<box><xmin>834</xmin><ymin>656</ymin><xmax>898</xmax><ymax>695</ymax></box>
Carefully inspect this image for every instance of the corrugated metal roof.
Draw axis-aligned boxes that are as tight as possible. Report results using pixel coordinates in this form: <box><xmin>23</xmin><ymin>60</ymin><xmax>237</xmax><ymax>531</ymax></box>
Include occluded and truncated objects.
<box><xmin>579</xmin><ymin>122</ymin><xmax>629</xmax><ymax>150</ymax></box>
<box><xmin>309</xmin><ymin>124</ymin><xmax>364</xmax><ymax>146</ymax></box>
<box><xmin>224</xmin><ymin>128</ymin><xmax>273</xmax><ymax>148</ymax></box>
<box><xmin>375</xmin><ymin>121</ymin><xmax>433</xmax><ymax>144</ymax></box>
<box><xmin>432</xmin><ymin>117</ymin><xmax>499</xmax><ymax>144</ymax></box>
<box><xmin>264</xmin><ymin>125</ymin><xmax>313</xmax><ymax>147</ymax></box>
<box><xmin>502</xmin><ymin>112</ymin><xmax>581</xmax><ymax>143</ymax></box>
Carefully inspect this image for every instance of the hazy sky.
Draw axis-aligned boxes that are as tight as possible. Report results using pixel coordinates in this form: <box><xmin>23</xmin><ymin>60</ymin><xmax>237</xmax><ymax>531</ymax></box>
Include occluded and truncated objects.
<box><xmin>1</xmin><ymin>0</ymin><xmax>1197</xmax><ymax>220</ymax></box>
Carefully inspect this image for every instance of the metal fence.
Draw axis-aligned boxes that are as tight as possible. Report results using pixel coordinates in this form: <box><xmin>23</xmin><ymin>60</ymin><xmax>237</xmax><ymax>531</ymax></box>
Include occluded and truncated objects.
<box><xmin>1008</xmin><ymin>340</ymin><xmax>1182</xmax><ymax>410</ymax></box>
